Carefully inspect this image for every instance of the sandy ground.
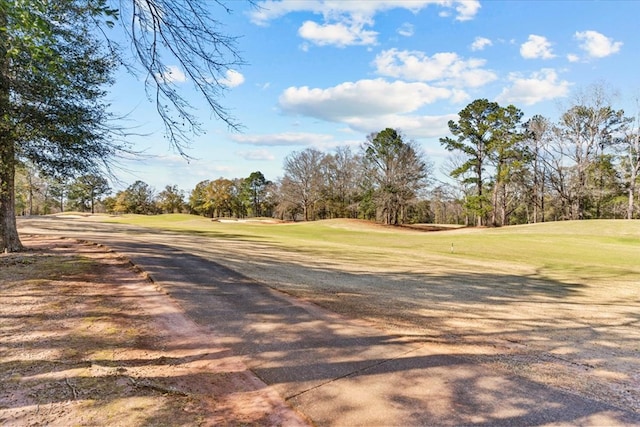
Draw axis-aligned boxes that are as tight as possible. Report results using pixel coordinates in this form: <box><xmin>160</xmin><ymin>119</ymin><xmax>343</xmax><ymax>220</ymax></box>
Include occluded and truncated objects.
<box><xmin>0</xmin><ymin>236</ymin><xmax>308</xmax><ymax>426</ymax></box>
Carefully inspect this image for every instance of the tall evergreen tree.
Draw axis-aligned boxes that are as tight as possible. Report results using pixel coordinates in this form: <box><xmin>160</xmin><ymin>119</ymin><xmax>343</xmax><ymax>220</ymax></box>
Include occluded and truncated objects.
<box><xmin>440</xmin><ymin>99</ymin><xmax>501</xmax><ymax>226</ymax></box>
<box><xmin>243</xmin><ymin>171</ymin><xmax>270</xmax><ymax>217</ymax></box>
<box><xmin>488</xmin><ymin>104</ymin><xmax>525</xmax><ymax>226</ymax></box>
<box><xmin>1</xmin><ymin>1</ymin><xmax>122</xmax><ymax>251</ymax></box>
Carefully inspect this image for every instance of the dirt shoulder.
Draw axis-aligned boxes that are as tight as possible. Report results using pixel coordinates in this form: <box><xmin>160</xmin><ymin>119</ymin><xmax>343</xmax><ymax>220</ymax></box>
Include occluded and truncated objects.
<box><xmin>0</xmin><ymin>236</ymin><xmax>308</xmax><ymax>426</ymax></box>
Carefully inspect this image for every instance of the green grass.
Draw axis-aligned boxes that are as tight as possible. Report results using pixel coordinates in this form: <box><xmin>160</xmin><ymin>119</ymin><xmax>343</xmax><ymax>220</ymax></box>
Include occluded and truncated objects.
<box><xmin>102</xmin><ymin>214</ymin><xmax>640</xmax><ymax>284</ymax></box>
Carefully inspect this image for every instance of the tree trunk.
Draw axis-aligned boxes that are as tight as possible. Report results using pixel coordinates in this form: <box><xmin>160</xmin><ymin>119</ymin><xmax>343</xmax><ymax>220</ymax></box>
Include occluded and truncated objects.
<box><xmin>540</xmin><ymin>184</ymin><xmax>545</xmax><ymax>222</ymax></box>
<box><xmin>501</xmin><ymin>187</ymin><xmax>508</xmax><ymax>226</ymax></box>
<box><xmin>491</xmin><ymin>184</ymin><xmax>498</xmax><ymax>226</ymax></box>
<box><xmin>0</xmin><ymin>8</ymin><xmax>24</xmax><ymax>252</ymax></box>
<box><xmin>476</xmin><ymin>165</ymin><xmax>484</xmax><ymax>227</ymax></box>
<box><xmin>629</xmin><ymin>186</ymin><xmax>636</xmax><ymax>220</ymax></box>
<box><xmin>628</xmin><ymin>153</ymin><xmax>638</xmax><ymax>219</ymax></box>
<box><xmin>0</xmin><ymin>141</ymin><xmax>23</xmax><ymax>252</ymax></box>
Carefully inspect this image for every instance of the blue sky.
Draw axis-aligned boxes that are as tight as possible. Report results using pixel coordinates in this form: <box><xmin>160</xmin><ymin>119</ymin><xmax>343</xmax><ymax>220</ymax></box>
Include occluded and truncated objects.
<box><xmin>109</xmin><ymin>0</ymin><xmax>639</xmax><ymax>193</ymax></box>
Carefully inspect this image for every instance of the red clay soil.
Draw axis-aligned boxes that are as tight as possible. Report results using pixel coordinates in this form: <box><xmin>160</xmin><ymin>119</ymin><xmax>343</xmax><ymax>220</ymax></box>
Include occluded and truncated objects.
<box><xmin>0</xmin><ymin>236</ymin><xmax>309</xmax><ymax>426</ymax></box>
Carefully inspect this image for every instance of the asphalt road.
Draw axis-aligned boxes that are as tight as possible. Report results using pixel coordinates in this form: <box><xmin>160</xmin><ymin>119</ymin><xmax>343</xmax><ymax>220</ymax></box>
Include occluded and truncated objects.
<box><xmin>18</xmin><ymin>216</ymin><xmax>640</xmax><ymax>426</ymax></box>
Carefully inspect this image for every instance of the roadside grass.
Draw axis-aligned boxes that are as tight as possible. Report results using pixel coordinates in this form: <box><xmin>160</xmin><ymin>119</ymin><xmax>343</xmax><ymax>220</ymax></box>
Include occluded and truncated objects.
<box><xmin>0</xmin><ymin>252</ymin><xmax>95</xmax><ymax>283</ymax></box>
<box><xmin>102</xmin><ymin>214</ymin><xmax>640</xmax><ymax>284</ymax></box>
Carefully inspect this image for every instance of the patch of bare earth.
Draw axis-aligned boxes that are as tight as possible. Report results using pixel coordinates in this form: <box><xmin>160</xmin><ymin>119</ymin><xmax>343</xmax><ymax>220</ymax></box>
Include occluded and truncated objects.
<box><xmin>0</xmin><ymin>236</ymin><xmax>308</xmax><ymax>426</ymax></box>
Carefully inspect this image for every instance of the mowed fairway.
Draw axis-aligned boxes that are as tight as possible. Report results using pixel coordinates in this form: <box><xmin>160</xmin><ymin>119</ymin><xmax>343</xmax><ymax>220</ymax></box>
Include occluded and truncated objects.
<box><xmin>102</xmin><ymin>214</ymin><xmax>640</xmax><ymax>411</ymax></box>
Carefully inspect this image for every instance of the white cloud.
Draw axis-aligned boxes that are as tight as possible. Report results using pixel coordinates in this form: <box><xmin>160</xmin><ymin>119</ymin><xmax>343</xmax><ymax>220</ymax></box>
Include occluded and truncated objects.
<box><xmin>298</xmin><ymin>20</ymin><xmax>377</xmax><ymax>47</ymax></box>
<box><xmin>231</xmin><ymin>132</ymin><xmax>336</xmax><ymax>147</ymax></box>
<box><xmin>470</xmin><ymin>37</ymin><xmax>492</xmax><ymax>51</ymax></box>
<box><xmin>236</xmin><ymin>149</ymin><xmax>275</xmax><ymax>161</ymax></box>
<box><xmin>373</xmin><ymin>49</ymin><xmax>497</xmax><ymax>88</ymax></box>
<box><xmin>249</xmin><ymin>1</ymin><xmax>480</xmax><ymax>25</ymax></box>
<box><xmin>574</xmin><ymin>30</ymin><xmax>622</xmax><ymax>58</ymax></box>
<box><xmin>397</xmin><ymin>22</ymin><xmax>415</xmax><ymax>37</ymax></box>
<box><xmin>277</xmin><ymin>79</ymin><xmax>462</xmax><ymax>137</ymax></box>
<box><xmin>345</xmin><ymin>113</ymin><xmax>457</xmax><ymax>138</ymax></box>
<box><xmin>279</xmin><ymin>79</ymin><xmax>452</xmax><ymax>121</ymax></box>
<box><xmin>520</xmin><ymin>35</ymin><xmax>555</xmax><ymax>59</ymax></box>
<box><xmin>220</xmin><ymin>70</ymin><xmax>245</xmax><ymax>88</ymax></box>
<box><xmin>496</xmin><ymin>69</ymin><xmax>571</xmax><ymax>105</ymax></box>
<box><xmin>450</xmin><ymin>88</ymin><xmax>471</xmax><ymax>104</ymax></box>
<box><xmin>249</xmin><ymin>1</ymin><xmax>479</xmax><ymax>47</ymax></box>
<box><xmin>567</xmin><ymin>53</ymin><xmax>580</xmax><ymax>63</ymax></box>
<box><xmin>158</xmin><ymin>65</ymin><xmax>187</xmax><ymax>83</ymax></box>
<box><xmin>454</xmin><ymin>0</ymin><xmax>481</xmax><ymax>21</ymax></box>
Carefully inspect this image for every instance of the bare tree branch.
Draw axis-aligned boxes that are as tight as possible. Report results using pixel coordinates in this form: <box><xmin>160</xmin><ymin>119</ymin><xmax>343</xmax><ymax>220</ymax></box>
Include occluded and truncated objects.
<box><xmin>117</xmin><ymin>0</ymin><xmax>250</xmax><ymax>155</ymax></box>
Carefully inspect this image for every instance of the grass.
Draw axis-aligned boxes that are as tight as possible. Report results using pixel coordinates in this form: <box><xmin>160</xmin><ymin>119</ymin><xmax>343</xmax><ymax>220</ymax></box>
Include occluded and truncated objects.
<box><xmin>0</xmin><ymin>253</ymin><xmax>95</xmax><ymax>284</ymax></box>
<box><xmin>102</xmin><ymin>214</ymin><xmax>640</xmax><ymax>284</ymax></box>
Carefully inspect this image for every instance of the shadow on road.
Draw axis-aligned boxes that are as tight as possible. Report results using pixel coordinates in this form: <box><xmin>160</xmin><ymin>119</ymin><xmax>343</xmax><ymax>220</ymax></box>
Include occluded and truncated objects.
<box><xmin>15</xmin><ymin>217</ymin><xmax>640</xmax><ymax>426</ymax></box>
<box><xmin>102</xmin><ymin>238</ymin><xmax>640</xmax><ymax>426</ymax></box>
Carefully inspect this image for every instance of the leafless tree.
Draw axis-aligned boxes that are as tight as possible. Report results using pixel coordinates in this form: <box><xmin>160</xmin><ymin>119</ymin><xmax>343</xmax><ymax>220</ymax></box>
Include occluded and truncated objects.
<box><xmin>281</xmin><ymin>148</ymin><xmax>325</xmax><ymax>221</ymax></box>
<box><xmin>617</xmin><ymin>99</ymin><xmax>640</xmax><ymax>219</ymax></box>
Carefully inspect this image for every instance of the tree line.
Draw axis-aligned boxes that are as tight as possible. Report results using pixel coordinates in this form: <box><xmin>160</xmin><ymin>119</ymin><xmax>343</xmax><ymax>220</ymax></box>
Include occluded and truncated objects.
<box><xmin>16</xmin><ymin>91</ymin><xmax>640</xmax><ymax>226</ymax></box>
<box><xmin>441</xmin><ymin>91</ymin><xmax>639</xmax><ymax>225</ymax></box>
<box><xmin>14</xmin><ymin>128</ymin><xmax>434</xmax><ymax>224</ymax></box>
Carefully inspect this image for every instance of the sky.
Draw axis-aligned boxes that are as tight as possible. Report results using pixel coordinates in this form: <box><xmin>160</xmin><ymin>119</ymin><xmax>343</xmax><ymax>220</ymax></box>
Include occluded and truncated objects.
<box><xmin>107</xmin><ymin>0</ymin><xmax>640</xmax><ymax>193</ymax></box>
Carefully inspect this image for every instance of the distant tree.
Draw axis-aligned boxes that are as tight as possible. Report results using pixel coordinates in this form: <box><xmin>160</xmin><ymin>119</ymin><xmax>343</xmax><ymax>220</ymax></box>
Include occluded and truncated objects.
<box><xmin>524</xmin><ymin>115</ymin><xmax>552</xmax><ymax>223</ymax></box>
<box><xmin>208</xmin><ymin>178</ymin><xmax>235</xmax><ymax>217</ymax></box>
<box><xmin>618</xmin><ymin>108</ymin><xmax>640</xmax><ymax>219</ymax></box>
<box><xmin>230</xmin><ymin>178</ymin><xmax>247</xmax><ymax>218</ymax></box>
<box><xmin>552</xmin><ymin>96</ymin><xmax>629</xmax><ymax>219</ymax></box>
<box><xmin>48</xmin><ymin>178</ymin><xmax>68</xmax><ymax>214</ymax></box>
<box><xmin>439</xmin><ymin>153</ymin><xmax>476</xmax><ymax>225</ymax></box>
<box><xmin>363</xmin><ymin>128</ymin><xmax>430</xmax><ymax>225</ymax></box>
<box><xmin>156</xmin><ymin>185</ymin><xmax>185</xmax><ymax>213</ymax></box>
<box><xmin>116</xmin><ymin>180</ymin><xmax>156</xmax><ymax>214</ymax></box>
<box><xmin>356</xmin><ymin>186</ymin><xmax>377</xmax><ymax>221</ymax></box>
<box><xmin>103</xmin><ymin>194</ymin><xmax>117</xmax><ymax>214</ymax></box>
<box><xmin>441</xmin><ymin>99</ymin><xmax>527</xmax><ymax>226</ymax></box>
<box><xmin>14</xmin><ymin>162</ymin><xmax>44</xmax><ymax>216</ymax></box>
<box><xmin>13</xmin><ymin>162</ymin><xmax>62</xmax><ymax>216</ymax></box>
<box><xmin>67</xmin><ymin>174</ymin><xmax>111</xmax><ymax>213</ymax></box>
<box><xmin>243</xmin><ymin>171</ymin><xmax>270</xmax><ymax>217</ymax></box>
<box><xmin>281</xmin><ymin>148</ymin><xmax>325</xmax><ymax>221</ymax></box>
<box><xmin>440</xmin><ymin>99</ymin><xmax>503</xmax><ymax>226</ymax></box>
<box><xmin>488</xmin><ymin>104</ymin><xmax>526</xmax><ymax>226</ymax></box>
<box><xmin>189</xmin><ymin>180</ymin><xmax>212</xmax><ymax>217</ymax></box>
<box><xmin>321</xmin><ymin>146</ymin><xmax>363</xmax><ymax>218</ymax></box>
<box><xmin>430</xmin><ymin>184</ymin><xmax>465</xmax><ymax>225</ymax></box>
<box><xmin>261</xmin><ymin>181</ymin><xmax>278</xmax><ymax>218</ymax></box>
